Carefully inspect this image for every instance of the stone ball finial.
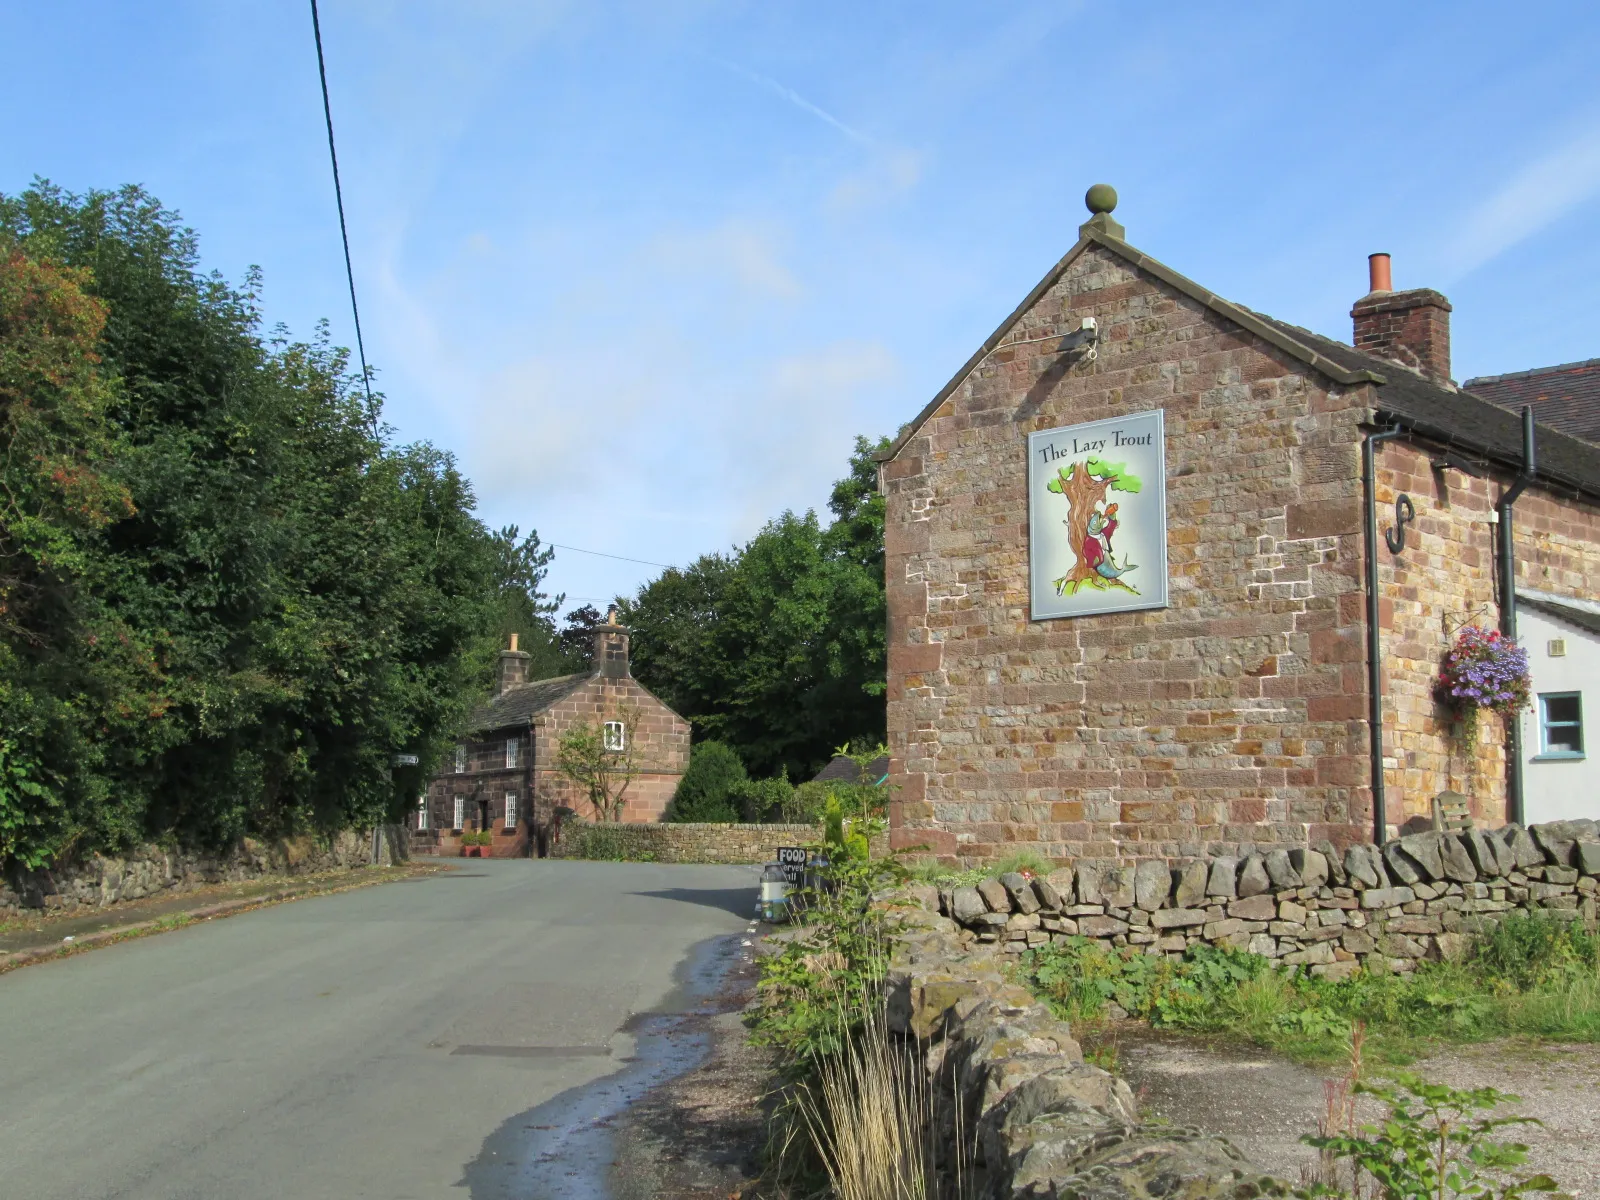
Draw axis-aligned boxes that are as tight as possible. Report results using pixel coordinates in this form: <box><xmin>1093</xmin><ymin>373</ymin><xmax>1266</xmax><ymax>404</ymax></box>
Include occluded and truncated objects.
<box><xmin>1085</xmin><ymin>183</ymin><xmax>1118</xmax><ymax>215</ymax></box>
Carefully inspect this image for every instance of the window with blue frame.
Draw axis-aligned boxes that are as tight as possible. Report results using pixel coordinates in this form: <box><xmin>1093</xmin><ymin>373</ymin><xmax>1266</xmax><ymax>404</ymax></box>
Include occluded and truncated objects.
<box><xmin>1538</xmin><ymin>692</ymin><xmax>1584</xmax><ymax>758</ymax></box>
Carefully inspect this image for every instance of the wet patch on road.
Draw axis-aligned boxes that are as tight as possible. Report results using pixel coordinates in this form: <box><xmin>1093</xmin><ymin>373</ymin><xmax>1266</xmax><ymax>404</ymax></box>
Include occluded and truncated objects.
<box><xmin>459</xmin><ymin>931</ymin><xmax>747</xmax><ymax>1200</ymax></box>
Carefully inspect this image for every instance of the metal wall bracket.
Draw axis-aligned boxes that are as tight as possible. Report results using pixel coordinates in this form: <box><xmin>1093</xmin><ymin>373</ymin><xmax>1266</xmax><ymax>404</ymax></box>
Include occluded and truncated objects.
<box><xmin>1385</xmin><ymin>494</ymin><xmax>1416</xmax><ymax>554</ymax></box>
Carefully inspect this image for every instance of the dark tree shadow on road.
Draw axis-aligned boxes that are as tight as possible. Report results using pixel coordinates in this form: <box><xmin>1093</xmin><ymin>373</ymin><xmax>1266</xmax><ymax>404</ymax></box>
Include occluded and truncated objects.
<box><xmin>631</xmin><ymin>887</ymin><xmax>755</xmax><ymax>919</ymax></box>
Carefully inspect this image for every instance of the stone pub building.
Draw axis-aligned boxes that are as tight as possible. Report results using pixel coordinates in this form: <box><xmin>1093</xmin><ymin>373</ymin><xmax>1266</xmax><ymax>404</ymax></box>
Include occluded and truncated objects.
<box><xmin>878</xmin><ymin>187</ymin><xmax>1600</xmax><ymax>865</ymax></box>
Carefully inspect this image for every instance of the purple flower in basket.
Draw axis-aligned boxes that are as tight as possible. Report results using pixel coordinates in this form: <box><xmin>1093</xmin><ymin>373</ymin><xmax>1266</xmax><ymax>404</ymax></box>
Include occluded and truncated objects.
<box><xmin>1436</xmin><ymin>625</ymin><xmax>1531</xmax><ymax>717</ymax></box>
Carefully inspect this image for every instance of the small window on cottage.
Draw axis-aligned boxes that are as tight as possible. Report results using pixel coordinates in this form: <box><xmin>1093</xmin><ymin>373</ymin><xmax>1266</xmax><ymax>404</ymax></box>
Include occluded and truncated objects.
<box><xmin>453</xmin><ymin>796</ymin><xmax>465</xmax><ymax>831</ymax></box>
<box><xmin>505</xmin><ymin>793</ymin><xmax>518</xmax><ymax>830</ymax></box>
<box><xmin>603</xmin><ymin>721</ymin><xmax>626</xmax><ymax>751</ymax></box>
<box><xmin>1539</xmin><ymin>693</ymin><xmax>1584</xmax><ymax>757</ymax></box>
<box><xmin>417</xmin><ymin>796</ymin><xmax>429</xmax><ymax>831</ymax></box>
<box><xmin>454</xmin><ymin>745</ymin><xmax>467</xmax><ymax>774</ymax></box>
<box><xmin>505</xmin><ymin>738</ymin><xmax>520</xmax><ymax>769</ymax></box>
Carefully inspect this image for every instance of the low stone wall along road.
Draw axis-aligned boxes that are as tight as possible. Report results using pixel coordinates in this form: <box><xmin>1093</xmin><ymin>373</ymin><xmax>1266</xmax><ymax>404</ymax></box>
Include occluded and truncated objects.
<box><xmin>0</xmin><ymin>859</ymin><xmax>758</xmax><ymax>1200</ymax></box>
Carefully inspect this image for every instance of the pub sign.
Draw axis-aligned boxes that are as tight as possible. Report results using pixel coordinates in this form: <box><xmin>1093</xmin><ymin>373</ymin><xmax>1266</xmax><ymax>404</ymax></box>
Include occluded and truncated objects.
<box><xmin>1027</xmin><ymin>409</ymin><xmax>1169</xmax><ymax>620</ymax></box>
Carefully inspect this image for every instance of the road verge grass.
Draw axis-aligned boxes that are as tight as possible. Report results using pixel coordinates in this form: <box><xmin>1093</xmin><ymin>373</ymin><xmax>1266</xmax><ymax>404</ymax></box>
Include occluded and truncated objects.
<box><xmin>1014</xmin><ymin>912</ymin><xmax>1600</xmax><ymax>1067</ymax></box>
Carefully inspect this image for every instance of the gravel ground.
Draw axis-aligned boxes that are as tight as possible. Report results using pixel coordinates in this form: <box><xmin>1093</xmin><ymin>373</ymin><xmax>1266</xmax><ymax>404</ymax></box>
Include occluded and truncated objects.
<box><xmin>1117</xmin><ymin>1029</ymin><xmax>1600</xmax><ymax>1197</ymax></box>
<box><xmin>608</xmin><ymin>938</ymin><xmax>776</xmax><ymax>1200</ymax></box>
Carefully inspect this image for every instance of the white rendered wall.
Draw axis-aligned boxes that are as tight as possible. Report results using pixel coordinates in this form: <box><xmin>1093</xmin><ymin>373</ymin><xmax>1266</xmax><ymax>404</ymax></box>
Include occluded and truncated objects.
<box><xmin>1518</xmin><ymin>604</ymin><xmax>1600</xmax><ymax>823</ymax></box>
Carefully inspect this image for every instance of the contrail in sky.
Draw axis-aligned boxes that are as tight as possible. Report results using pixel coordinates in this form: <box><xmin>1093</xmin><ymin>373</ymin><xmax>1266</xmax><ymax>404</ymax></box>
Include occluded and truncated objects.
<box><xmin>711</xmin><ymin>56</ymin><xmax>871</xmax><ymax>145</ymax></box>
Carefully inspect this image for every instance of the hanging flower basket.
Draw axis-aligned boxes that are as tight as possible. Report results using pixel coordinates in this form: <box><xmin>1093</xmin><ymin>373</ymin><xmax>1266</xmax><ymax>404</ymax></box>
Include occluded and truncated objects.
<box><xmin>1435</xmin><ymin>625</ymin><xmax>1531</xmax><ymax>757</ymax></box>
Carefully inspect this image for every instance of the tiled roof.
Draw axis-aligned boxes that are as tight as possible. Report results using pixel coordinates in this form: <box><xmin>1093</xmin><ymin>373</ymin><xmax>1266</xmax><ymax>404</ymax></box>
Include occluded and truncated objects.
<box><xmin>876</xmin><ymin>222</ymin><xmax>1600</xmax><ymax>500</ymax></box>
<box><xmin>467</xmin><ymin>673</ymin><xmax>589</xmax><ymax>732</ymax></box>
<box><xmin>1464</xmin><ymin>360</ymin><xmax>1600</xmax><ymax>446</ymax></box>
<box><xmin>812</xmin><ymin>754</ymin><xmax>891</xmax><ymax>785</ymax></box>
<box><xmin>1249</xmin><ymin>317</ymin><xmax>1600</xmax><ymax>497</ymax></box>
<box><xmin>1517</xmin><ymin>590</ymin><xmax>1600</xmax><ymax>638</ymax></box>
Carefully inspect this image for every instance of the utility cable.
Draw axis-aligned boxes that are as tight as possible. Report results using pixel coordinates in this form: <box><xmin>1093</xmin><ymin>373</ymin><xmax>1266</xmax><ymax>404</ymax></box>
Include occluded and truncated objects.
<box><xmin>549</xmin><ymin>544</ymin><xmax>671</xmax><ymax>569</ymax></box>
<box><xmin>309</xmin><ymin>0</ymin><xmax>374</xmax><ymax>412</ymax></box>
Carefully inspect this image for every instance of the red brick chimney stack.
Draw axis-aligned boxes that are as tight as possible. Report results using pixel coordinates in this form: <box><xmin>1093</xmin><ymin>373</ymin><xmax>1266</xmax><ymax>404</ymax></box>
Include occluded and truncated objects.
<box><xmin>1351</xmin><ymin>253</ymin><xmax>1453</xmax><ymax>384</ymax></box>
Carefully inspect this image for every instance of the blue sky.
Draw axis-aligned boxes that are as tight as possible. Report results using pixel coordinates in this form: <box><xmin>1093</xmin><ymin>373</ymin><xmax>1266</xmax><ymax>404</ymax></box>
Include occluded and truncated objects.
<box><xmin>5</xmin><ymin>2</ymin><xmax>1598</xmax><ymax>612</ymax></box>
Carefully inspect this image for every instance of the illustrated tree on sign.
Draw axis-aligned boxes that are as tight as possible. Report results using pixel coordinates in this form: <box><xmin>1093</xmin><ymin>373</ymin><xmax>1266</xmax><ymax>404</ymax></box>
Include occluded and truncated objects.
<box><xmin>554</xmin><ymin>704</ymin><xmax>642</xmax><ymax>822</ymax></box>
<box><xmin>1047</xmin><ymin>456</ymin><xmax>1144</xmax><ymax>596</ymax></box>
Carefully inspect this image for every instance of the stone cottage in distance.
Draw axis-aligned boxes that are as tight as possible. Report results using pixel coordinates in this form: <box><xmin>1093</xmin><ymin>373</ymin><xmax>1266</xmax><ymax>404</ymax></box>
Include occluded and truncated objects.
<box><xmin>878</xmin><ymin>185</ymin><xmax>1600</xmax><ymax>866</ymax></box>
<box><xmin>411</xmin><ymin>611</ymin><xmax>690</xmax><ymax>856</ymax></box>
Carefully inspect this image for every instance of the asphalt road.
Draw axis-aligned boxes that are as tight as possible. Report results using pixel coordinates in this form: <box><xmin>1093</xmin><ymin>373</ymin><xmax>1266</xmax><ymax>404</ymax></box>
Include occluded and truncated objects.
<box><xmin>0</xmin><ymin>859</ymin><xmax>758</xmax><ymax>1199</ymax></box>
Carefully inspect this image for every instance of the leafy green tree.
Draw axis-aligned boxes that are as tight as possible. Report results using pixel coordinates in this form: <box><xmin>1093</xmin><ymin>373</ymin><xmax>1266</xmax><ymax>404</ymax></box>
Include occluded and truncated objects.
<box><xmin>487</xmin><ymin>524</ymin><xmax>568</xmax><ymax>679</ymax></box>
<box><xmin>556</xmin><ymin>603</ymin><xmax>606</xmax><ymax>672</ymax></box>
<box><xmin>665</xmin><ymin>739</ymin><xmax>746</xmax><ymax>822</ymax></box>
<box><xmin>623</xmin><ymin>436</ymin><xmax>889</xmax><ymax>779</ymax></box>
<box><xmin>0</xmin><ymin>180</ymin><xmax>504</xmax><ymax>860</ymax></box>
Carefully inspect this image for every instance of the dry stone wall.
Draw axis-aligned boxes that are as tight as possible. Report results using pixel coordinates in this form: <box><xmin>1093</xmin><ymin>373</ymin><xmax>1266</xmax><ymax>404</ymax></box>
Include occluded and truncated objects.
<box><xmin>928</xmin><ymin>820</ymin><xmax>1598</xmax><ymax>975</ymax></box>
<box><xmin>0</xmin><ymin>828</ymin><xmax>394</xmax><ymax>917</ymax></box>
<box><xmin>881</xmin><ymin>891</ymin><xmax>1291</xmax><ymax>1198</ymax></box>
<box><xmin>549</xmin><ymin>821</ymin><xmax>822</xmax><ymax>864</ymax></box>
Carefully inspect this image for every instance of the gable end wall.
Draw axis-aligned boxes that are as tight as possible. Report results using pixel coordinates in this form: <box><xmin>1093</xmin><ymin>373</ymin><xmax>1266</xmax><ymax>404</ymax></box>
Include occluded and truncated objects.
<box><xmin>883</xmin><ymin>243</ymin><xmax>1374</xmax><ymax>864</ymax></box>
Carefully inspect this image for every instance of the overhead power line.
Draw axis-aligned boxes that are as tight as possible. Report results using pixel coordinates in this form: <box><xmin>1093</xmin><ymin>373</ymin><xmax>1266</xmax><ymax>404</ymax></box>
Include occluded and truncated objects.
<box><xmin>309</xmin><ymin>0</ymin><xmax>374</xmax><ymax>411</ymax></box>
<box><xmin>550</xmin><ymin>544</ymin><xmax>672</xmax><ymax>569</ymax></box>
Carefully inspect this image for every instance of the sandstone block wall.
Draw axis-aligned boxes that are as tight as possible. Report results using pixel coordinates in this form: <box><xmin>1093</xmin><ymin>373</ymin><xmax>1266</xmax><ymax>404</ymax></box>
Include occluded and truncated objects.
<box><xmin>550</xmin><ymin>821</ymin><xmax>820</xmax><ymax>864</ymax></box>
<box><xmin>0</xmin><ymin>828</ymin><xmax>394</xmax><ymax>917</ymax></box>
<box><xmin>884</xmin><ymin>243</ymin><xmax>1373</xmax><ymax>863</ymax></box>
<box><xmin>532</xmin><ymin>676</ymin><xmax>689</xmax><ymax>825</ymax></box>
<box><xmin>928</xmin><ymin>819</ymin><xmax>1598</xmax><ymax>976</ymax></box>
<box><xmin>1373</xmin><ymin>441</ymin><xmax>1600</xmax><ymax>827</ymax></box>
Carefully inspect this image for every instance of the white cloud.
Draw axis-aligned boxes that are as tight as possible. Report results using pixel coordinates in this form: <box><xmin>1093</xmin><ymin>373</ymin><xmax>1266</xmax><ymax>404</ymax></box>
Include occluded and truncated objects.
<box><xmin>827</xmin><ymin>148</ymin><xmax>924</xmax><ymax>214</ymax></box>
<box><xmin>1441</xmin><ymin>120</ymin><xmax>1600</xmax><ymax>280</ymax></box>
<box><xmin>647</xmin><ymin>220</ymin><xmax>801</xmax><ymax>299</ymax></box>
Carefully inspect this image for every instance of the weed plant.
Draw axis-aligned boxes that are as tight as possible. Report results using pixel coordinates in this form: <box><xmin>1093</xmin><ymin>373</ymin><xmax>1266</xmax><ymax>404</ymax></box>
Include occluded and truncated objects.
<box><xmin>1018</xmin><ymin>914</ymin><xmax>1600</xmax><ymax>1065</ymax></box>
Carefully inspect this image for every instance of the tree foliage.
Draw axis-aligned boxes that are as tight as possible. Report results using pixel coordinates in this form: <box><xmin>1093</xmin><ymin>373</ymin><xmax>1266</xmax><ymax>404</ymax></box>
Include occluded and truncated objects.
<box><xmin>665</xmin><ymin>739</ymin><xmax>747</xmax><ymax>822</ymax></box>
<box><xmin>0</xmin><ymin>181</ymin><xmax>515</xmax><ymax>864</ymax></box>
<box><xmin>624</xmin><ymin>435</ymin><xmax>889</xmax><ymax>779</ymax></box>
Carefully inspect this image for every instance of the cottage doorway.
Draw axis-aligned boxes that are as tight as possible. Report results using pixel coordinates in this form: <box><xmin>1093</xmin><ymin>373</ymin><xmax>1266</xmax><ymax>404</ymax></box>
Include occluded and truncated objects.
<box><xmin>477</xmin><ymin>798</ymin><xmax>490</xmax><ymax>834</ymax></box>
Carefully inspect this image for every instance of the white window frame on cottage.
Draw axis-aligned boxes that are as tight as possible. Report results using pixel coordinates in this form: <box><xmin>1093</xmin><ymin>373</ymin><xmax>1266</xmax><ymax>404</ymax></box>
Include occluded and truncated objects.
<box><xmin>505</xmin><ymin>737</ymin><xmax>520</xmax><ymax>769</ymax></box>
<box><xmin>454</xmin><ymin>745</ymin><xmax>467</xmax><ymax>774</ymax></box>
<box><xmin>504</xmin><ymin>792</ymin><xmax>518</xmax><ymax>829</ymax></box>
<box><xmin>453</xmin><ymin>796</ymin><xmax>465</xmax><ymax>831</ymax></box>
<box><xmin>417</xmin><ymin>795</ymin><xmax>429</xmax><ymax>831</ymax></box>
<box><xmin>603</xmin><ymin>721</ymin><xmax>626</xmax><ymax>752</ymax></box>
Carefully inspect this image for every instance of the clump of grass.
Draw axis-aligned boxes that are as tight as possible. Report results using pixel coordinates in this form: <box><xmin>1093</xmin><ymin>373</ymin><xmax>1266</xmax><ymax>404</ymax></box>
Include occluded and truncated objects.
<box><xmin>798</xmin><ymin>989</ymin><xmax>972</xmax><ymax>1200</ymax></box>
<box><xmin>1017</xmin><ymin>913</ymin><xmax>1600</xmax><ymax>1066</ymax></box>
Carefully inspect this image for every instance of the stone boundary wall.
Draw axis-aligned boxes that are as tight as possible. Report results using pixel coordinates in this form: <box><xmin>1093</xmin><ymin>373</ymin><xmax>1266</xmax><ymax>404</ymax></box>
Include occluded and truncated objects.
<box><xmin>551</xmin><ymin>821</ymin><xmax>821</xmax><ymax>864</ymax></box>
<box><xmin>0</xmin><ymin>826</ymin><xmax>406</xmax><ymax>917</ymax></box>
<box><xmin>881</xmin><ymin>890</ymin><xmax>1289</xmax><ymax>1197</ymax></box>
<box><xmin>931</xmin><ymin>820</ymin><xmax>1598</xmax><ymax>976</ymax></box>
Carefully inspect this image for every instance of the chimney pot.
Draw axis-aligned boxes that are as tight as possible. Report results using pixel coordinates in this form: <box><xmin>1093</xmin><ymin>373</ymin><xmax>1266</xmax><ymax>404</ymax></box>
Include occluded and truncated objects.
<box><xmin>509</xmin><ymin>632</ymin><xmax>519</xmax><ymax>652</ymax></box>
<box><xmin>1368</xmin><ymin>252</ymin><xmax>1392</xmax><ymax>294</ymax></box>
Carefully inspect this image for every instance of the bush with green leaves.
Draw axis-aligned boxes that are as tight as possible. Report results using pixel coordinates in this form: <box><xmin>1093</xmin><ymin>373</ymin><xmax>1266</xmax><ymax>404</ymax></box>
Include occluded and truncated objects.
<box><xmin>664</xmin><ymin>740</ymin><xmax>746</xmax><ymax>822</ymax></box>
<box><xmin>729</xmin><ymin>769</ymin><xmax>794</xmax><ymax>823</ymax></box>
<box><xmin>1304</xmin><ymin>1076</ymin><xmax>1567</xmax><ymax>1200</ymax></box>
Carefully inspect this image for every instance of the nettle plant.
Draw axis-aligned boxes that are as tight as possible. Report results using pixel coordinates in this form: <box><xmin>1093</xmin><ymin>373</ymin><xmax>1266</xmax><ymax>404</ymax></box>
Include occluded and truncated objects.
<box><xmin>1435</xmin><ymin>626</ymin><xmax>1531</xmax><ymax>758</ymax></box>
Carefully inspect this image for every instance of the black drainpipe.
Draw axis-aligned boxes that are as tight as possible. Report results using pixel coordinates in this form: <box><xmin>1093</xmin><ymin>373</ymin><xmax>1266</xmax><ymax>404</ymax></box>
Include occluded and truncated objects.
<box><xmin>1497</xmin><ymin>406</ymin><xmax>1537</xmax><ymax>826</ymax></box>
<box><xmin>1362</xmin><ymin>424</ymin><xmax>1406</xmax><ymax>846</ymax></box>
